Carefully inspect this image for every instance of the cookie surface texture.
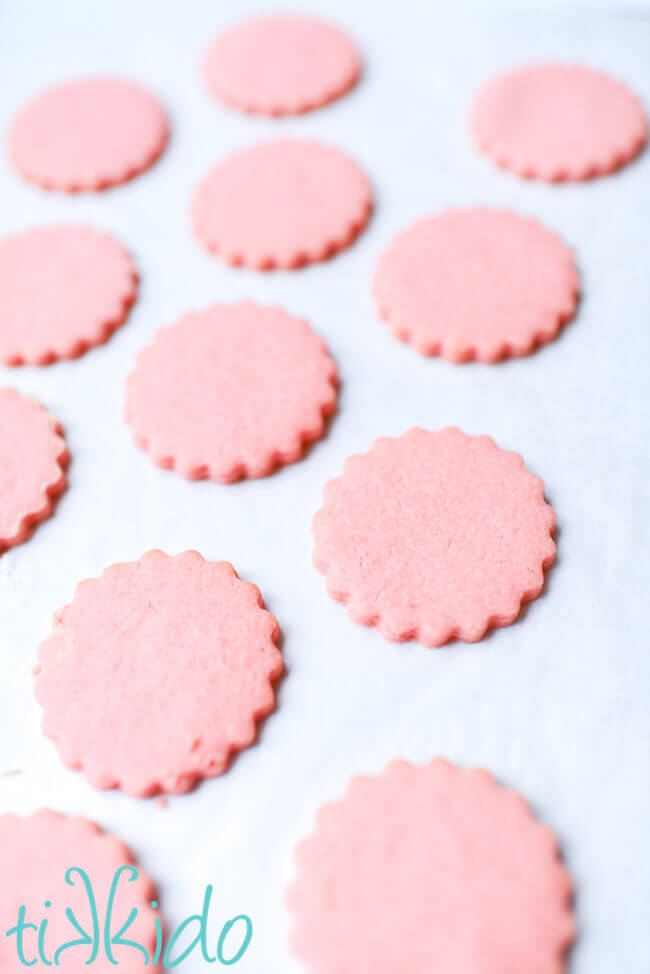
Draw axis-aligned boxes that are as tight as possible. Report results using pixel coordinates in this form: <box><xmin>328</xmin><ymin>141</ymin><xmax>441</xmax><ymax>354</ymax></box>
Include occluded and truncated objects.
<box><xmin>313</xmin><ymin>427</ymin><xmax>556</xmax><ymax>646</ymax></box>
<box><xmin>9</xmin><ymin>78</ymin><xmax>168</xmax><ymax>191</ymax></box>
<box><xmin>0</xmin><ymin>389</ymin><xmax>68</xmax><ymax>552</ymax></box>
<box><xmin>470</xmin><ymin>63</ymin><xmax>647</xmax><ymax>181</ymax></box>
<box><xmin>203</xmin><ymin>15</ymin><xmax>361</xmax><ymax>115</ymax></box>
<box><xmin>373</xmin><ymin>208</ymin><xmax>579</xmax><ymax>362</ymax></box>
<box><xmin>191</xmin><ymin>140</ymin><xmax>372</xmax><ymax>269</ymax></box>
<box><xmin>0</xmin><ymin>226</ymin><xmax>137</xmax><ymax>365</ymax></box>
<box><xmin>0</xmin><ymin>809</ymin><xmax>159</xmax><ymax>972</ymax></box>
<box><xmin>126</xmin><ymin>301</ymin><xmax>337</xmax><ymax>482</ymax></box>
<box><xmin>288</xmin><ymin>759</ymin><xmax>576</xmax><ymax>974</ymax></box>
<box><xmin>34</xmin><ymin>551</ymin><xmax>282</xmax><ymax>796</ymax></box>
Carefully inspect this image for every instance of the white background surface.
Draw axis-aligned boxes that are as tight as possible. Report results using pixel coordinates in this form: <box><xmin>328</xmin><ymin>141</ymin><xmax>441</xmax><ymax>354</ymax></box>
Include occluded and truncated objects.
<box><xmin>1</xmin><ymin>1</ymin><xmax>649</xmax><ymax>971</ymax></box>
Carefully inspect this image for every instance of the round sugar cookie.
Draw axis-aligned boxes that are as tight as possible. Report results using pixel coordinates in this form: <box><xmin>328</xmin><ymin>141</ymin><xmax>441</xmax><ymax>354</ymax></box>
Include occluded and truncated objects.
<box><xmin>471</xmin><ymin>62</ymin><xmax>647</xmax><ymax>181</ymax></box>
<box><xmin>0</xmin><ymin>226</ymin><xmax>137</xmax><ymax>366</ymax></box>
<box><xmin>9</xmin><ymin>78</ymin><xmax>168</xmax><ymax>191</ymax></box>
<box><xmin>313</xmin><ymin>427</ymin><xmax>556</xmax><ymax>647</ymax></box>
<box><xmin>373</xmin><ymin>208</ymin><xmax>579</xmax><ymax>362</ymax></box>
<box><xmin>34</xmin><ymin>551</ymin><xmax>282</xmax><ymax>796</ymax></box>
<box><xmin>287</xmin><ymin>759</ymin><xmax>576</xmax><ymax>974</ymax></box>
<box><xmin>0</xmin><ymin>810</ymin><xmax>159</xmax><ymax>972</ymax></box>
<box><xmin>0</xmin><ymin>389</ymin><xmax>68</xmax><ymax>554</ymax></box>
<box><xmin>203</xmin><ymin>15</ymin><xmax>361</xmax><ymax>116</ymax></box>
<box><xmin>191</xmin><ymin>140</ymin><xmax>372</xmax><ymax>269</ymax></box>
<box><xmin>126</xmin><ymin>302</ymin><xmax>338</xmax><ymax>482</ymax></box>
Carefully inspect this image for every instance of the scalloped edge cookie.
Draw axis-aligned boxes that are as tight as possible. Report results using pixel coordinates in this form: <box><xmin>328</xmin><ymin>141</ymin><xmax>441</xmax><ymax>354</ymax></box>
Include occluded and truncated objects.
<box><xmin>287</xmin><ymin>758</ymin><xmax>576</xmax><ymax>974</ymax></box>
<box><xmin>0</xmin><ymin>226</ymin><xmax>138</xmax><ymax>366</ymax></box>
<box><xmin>0</xmin><ymin>809</ymin><xmax>160</xmax><ymax>970</ymax></box>
<box><xmin>191</xmin><ymin>140</ymin><xmax>373</xmax><ymax>270</ymax></box>
<box><xmin>373</xmin><ymin>208</ymin><xmax>580</xmax><ymax>363</ymax></box>
<box><xmin>34</xmin><ymin>550</ymin><xmax>283</xmax><ymax>797</ymax></box>
<box><xmin>0</xmin><ymin>390</ymin><xmax>69</xmax><ymax>554</ymax></box>
<box><xmin>9</xmin><ymin>78</ymin><xmax>169</xmax><ymax>192</ymax></box>
<box><xmin>202</xmin><ymin>15</ymin><xmax>361</xmax><ymax>116</ymax></box>
<box><xmin>313</xmin><ymin>427</ymin><xmax>556</xmax><ymax>647</ymax></box>
<box><xmin>125</xmin><ymin>302</ymin><xmax>338</xmax><ymax>483</ymax></box>
<box><xmin>470</xmin><ymin>62</ymin><xmax>647</xmax><ymax>182</ymax></box>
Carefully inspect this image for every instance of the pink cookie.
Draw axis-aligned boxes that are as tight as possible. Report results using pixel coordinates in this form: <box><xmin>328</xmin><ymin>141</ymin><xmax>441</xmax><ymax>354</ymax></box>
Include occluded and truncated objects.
<box><xmin>191</xmin><ymin>140</ymin><xmax>372</xmax><ymax>269</ymax></box>
<box><xmin>0</xmin><ymin>389</ymin><xmax>68</xmax><ymax>553</ymax></box>
<box><xmin>125</xmin><ymin>302</ymin><xmax>338</xmax><ymax>482</ymax></box>
<box><xmin>313</xmin><ymin>427</ymin><xmax>556</xmax><ymax>647</ymax></box>
<box><xmin>34</xmin><ymin>551</ymin><xmax>282</xmax><ymax>796</ymax></box>
<box><xmin>203</xmin><ymin>15</ymin><xmax>361</xmax><ymax>116</ymax></box>
<box><xmin>0</xmin><ymin>810</ymin><xmax>158</xmax><ymax>972</ymax></box>
<box><xmin>0</xmin><ymin>226</ymin><xmax>137</xmax><ymax>366</ymax></box>
<box><xmin>287</xmin><ymin>759</ymin><xmax>576</xmax><ymax>974</ymax></box>
<box><xmin>373</xmin><ymin>208</ymin><xmax>579</xmax><ymax>362</ymax></box>
<box><xmin>471</xmin><ymin>62</ymin><xmax>647</xmax><ymax>182</ymax></box>
<box><xmin>9</xmin><ymin>78</ymin><xmax>168</xmax><ymax>191</ymax></box>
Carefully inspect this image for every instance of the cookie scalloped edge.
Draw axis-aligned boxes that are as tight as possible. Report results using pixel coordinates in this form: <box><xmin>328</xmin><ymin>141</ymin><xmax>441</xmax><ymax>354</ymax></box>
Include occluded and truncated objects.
<box><xmin>372</xmin><ymin>208</ymin><xmax>581</xmax><ymax>363</ymax></box>
<box><xmin>191</xmin><ymin>156</ymin><xmax>373</xmax><ymax>271</ymax></box>
<box><xmin>312</xmin><ymin>427</ymin><xmax>557</xmax><ymax>647</ymax></box>
<box><xmin>124</xmin><ymin>304</ymin><xmax>339</xmax><ymax>483</ymax></box>
<box><xmin>0</xmin><ymin>808</ymin><xmax>160</xmax><ymax>962</ymax></box>
<box><xmin>202</xmin><ymin>31</ymin><xmax>362</xmax><ymax>117</ymax></box>
<box><xmin>0</xmin><ymin>809</ymin><xmax>158</xmax><ymax>901</ymax></box>
<box><xmin>0</xmin><ymin>394</ymin><xmax>69</xmax><ymax>553</ymax></box>
<box><xmin>1</xmin><ymin>228</ymin><xmax>138</xmax><ymax>367</ymax></box>
<box><xmin>206</xmin><ymin>71</ymin><xmax>360</xmax><ymax>118</ymax></box>
<box><xmin>10</xmin><ymin>107</ymin><xmax>169</xmax><ymax>194</ymax></box>
<box><xmin>33</xmin><ymin>550</ymin><xmax>283</xmax><ymax>797</ymax></box>
<box><xmin>470</xmin><ymin>68</ymin><xmax>648</xmax><ymax>183</ymax></box>
<box><xmin>286</xmin><ymin>758</ymin><xmax>577</xmax><ymax>967</ymax></box>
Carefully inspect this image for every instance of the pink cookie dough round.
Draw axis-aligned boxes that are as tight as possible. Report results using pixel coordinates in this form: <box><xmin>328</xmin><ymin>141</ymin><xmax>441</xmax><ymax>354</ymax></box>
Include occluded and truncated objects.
<box><xmin>9</xmin><ymin>78</ymin><xmax>169</xmax><ymax>191</ymax></box>
<box><xmin>203</xmin><ymin>15</ymin><xmax>361</xmax><ymax>116</ymax></box>
<box><xmin>34</xmin><ymin>551</ymin><xmax>282</xmax><ymax>797</ymax></box>
<box><xmin>471</xmin><ymin>62</ymin><xmax>647</xmax><ymax>182</ymax></box>
<box><xmin>125</xmin><ymin>302</ymin><xmax>338</xmax><ymax>482</ymax></box>
<box><xmin>313</xmin><ymin>427</ymin><xmax>556</xmax><ymax>647</ymax></box>
<box><xmin>191</xmin><ymin>140</ymin><xmax>372</xmax><ymax>269</ymax></box>
<box><xmin>0</xmin><ymin>810</ymin><xmax>159</xmax><ymax>972</ymax></box>
<box><xmin>288</xmin><ymin>759</ymin><xmax>576</xmax><ymax>974</ymax></box>
<box><xmin>373</xmin><ymin>208</ymin><xmax>579</xmax><ymax>362</ymax></box>
<box><xmin>0</xmin><ymin>389</ymin><xmax>68</xmax><ymax>554</ymax></box>
<box><xmin>0</xmin><ymin>226</ymin><xmax>137</xmax><ymax>366</ymax></box>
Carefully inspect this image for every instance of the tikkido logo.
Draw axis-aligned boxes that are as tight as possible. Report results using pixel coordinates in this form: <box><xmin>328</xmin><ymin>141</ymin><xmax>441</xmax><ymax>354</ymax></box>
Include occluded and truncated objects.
<box><xmin>5</xmin><ymin>866</ymin><xmax>253</xmax><ymax>967</ymax></box>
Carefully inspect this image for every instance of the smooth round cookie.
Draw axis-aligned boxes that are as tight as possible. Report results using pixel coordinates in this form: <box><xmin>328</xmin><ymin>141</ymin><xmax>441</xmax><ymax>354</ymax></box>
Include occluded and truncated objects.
<box><xmin>471</xmin><ymin>63</ymin><xmax>647</xmax><ymax>181</ymax></box>
<box><xmin>288</xmin><ymin>759</ymin><xmax>576</xmax><ymax>974</ymax></box>
<box><xmin>0</xmin><ymin>810</ymin><xmax>159</xmax><ymax>972</ymax></box>
<box><xmin>203</xmin><ymin>15</ymin><xmax>361</xmax><ymax>116</ymax></box>
<box><xmin>373</xmin><ymin>208</ymin><xmax>579</xmax><ymax>362</ymax></box>
<box><xmin>9</xmin><ymin>78</ymin><xmax>168</xmax><ymax>191</ymax></box>
<box><xmin>313</xmin><ymin>427</ymin><xmax>556</xmax><ymax>647</ymax></box>
<box><xmin>0</xmin><ymin>389</ymin><xmax>68</xmax><ymax>553</ymax></box>
<box><xmin>191</xmin><ymin>140</ymin><xmax>372</xmax><ymax>269</ymax></box>
<box><xmin>0</xmin><ymin>226</ymin><xmax>137</xmax><ymax>366</ymax></box>
<box><xmin>35</xmin><ymin>551</ymin><xmax>282</xmax><ymax>796</ymax></box>
<box><xmin>126</xmin><ymin>302</ymin><xmax>337</xmax><ymax>482</ymax></box>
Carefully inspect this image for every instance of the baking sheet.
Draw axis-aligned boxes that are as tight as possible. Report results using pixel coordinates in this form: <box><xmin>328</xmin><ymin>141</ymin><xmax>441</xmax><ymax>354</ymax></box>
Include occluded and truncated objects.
<box><xmin>0</xmin><ymin>1</ymin><xmax>648</xmax><ymax>970</ymax></box>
